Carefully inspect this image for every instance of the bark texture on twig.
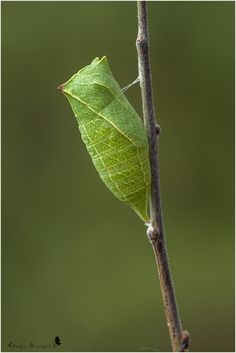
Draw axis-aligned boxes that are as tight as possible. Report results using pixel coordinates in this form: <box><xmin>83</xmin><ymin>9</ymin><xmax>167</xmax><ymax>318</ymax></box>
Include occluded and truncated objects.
<box><xmin>136</xmin><ymin>2</ymin><xmax>189</xmax><ymax>351</ymax></box>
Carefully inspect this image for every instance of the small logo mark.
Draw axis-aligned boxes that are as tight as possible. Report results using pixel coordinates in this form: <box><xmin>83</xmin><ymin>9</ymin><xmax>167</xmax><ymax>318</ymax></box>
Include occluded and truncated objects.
<box><xmin>55</xmin><ymin>336</ymin><xmax>61</xmax><ymax>346</ymax></box>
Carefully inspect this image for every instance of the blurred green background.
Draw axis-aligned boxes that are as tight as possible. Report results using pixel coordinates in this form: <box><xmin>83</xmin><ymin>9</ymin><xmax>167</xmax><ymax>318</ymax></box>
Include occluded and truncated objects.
<box><xmin>2</xmin><ymin>2</ymin><xmax>234</xmax><ymax>352</ymax></box>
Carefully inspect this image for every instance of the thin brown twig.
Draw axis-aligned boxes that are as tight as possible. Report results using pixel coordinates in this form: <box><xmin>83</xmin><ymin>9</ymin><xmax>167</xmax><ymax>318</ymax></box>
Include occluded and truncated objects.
<box><xmin>136</xmin><ymin>1</ymin><xmax>190</xmax><ymax>351</ymax></box>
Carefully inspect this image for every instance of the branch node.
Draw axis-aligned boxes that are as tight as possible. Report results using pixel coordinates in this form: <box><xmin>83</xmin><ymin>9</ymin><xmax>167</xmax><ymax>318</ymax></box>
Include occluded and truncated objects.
<box><xmin>155</xmin><ymin>123</ymin><xmax>161</xmax><ymax>135</ymax></box>
<box><xmin>136</xmin><ymin>37</ymin><xmax>148</xmax><ymax>51</ymax></box>
<box><xmin>179</xmin><ymin>330</ymin><xmax>190</xmax><ymax>352</ymax></box>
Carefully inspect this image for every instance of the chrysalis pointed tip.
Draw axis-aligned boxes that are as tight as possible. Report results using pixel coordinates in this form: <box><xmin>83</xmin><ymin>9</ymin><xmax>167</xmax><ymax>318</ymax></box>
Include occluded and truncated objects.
<box><xmin>57</xmin><ymin>84</ymin><xmax>64</xmax><ymax>92</ymax></box>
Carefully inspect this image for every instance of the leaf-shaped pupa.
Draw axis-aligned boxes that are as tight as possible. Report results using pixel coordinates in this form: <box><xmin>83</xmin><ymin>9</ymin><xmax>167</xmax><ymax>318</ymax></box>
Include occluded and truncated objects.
<box><xmin>59</xmin><ymin>56</ymin><xmax>150</xmax><ymax>222</ymax></box>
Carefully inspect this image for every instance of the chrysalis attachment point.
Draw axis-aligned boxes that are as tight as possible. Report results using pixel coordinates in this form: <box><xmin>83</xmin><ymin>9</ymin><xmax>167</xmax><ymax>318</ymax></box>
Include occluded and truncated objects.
<box><xmin>122</xmin><ymin>76</ymin><xmax>140</xmax><ymax>93</ymax></box>
<box><xmin>146</xmin><ymin>225</ymin><xmax>158</xmax><ymax>243</ymax></box>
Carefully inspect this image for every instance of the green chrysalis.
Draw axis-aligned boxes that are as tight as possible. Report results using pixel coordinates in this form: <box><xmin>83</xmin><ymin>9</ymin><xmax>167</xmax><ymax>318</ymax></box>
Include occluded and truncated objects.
<box><xmin>59</xmin><ymin>56</ymin><xmax>151</xmax><ymax>222</ymax></box>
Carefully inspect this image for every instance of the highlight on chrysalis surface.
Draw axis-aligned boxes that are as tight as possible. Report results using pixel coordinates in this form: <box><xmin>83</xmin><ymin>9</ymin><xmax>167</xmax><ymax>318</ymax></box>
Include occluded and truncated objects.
<box><xmin>58</xmin><ymin>56</ymin><xmax>151</xmax><ymax>222</ymax></box>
